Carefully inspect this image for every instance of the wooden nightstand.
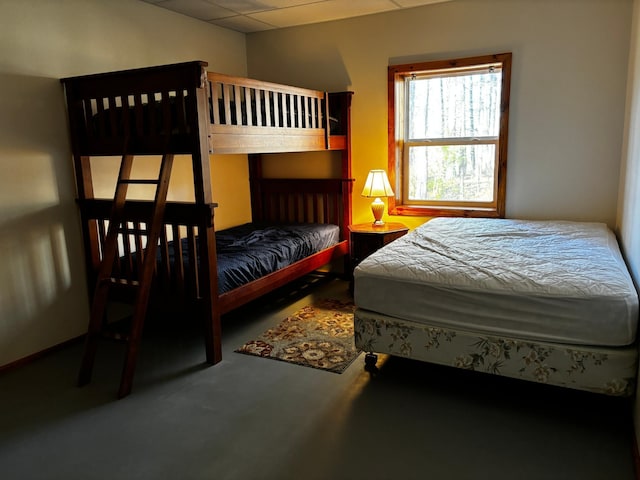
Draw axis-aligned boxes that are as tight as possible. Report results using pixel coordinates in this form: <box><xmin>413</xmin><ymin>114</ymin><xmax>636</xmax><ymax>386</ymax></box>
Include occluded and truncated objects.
<box><xmin>349</xmin><ymin>222</ymin><xmax>409</xmax><ymax>270</ymax></box>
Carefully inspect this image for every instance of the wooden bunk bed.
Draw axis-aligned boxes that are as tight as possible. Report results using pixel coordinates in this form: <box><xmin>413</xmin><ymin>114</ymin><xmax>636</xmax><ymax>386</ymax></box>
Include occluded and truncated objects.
<box><xmin>60</xmin><ymin>61</ymin><xmax>353</xmax><ymax>397</ymax></box>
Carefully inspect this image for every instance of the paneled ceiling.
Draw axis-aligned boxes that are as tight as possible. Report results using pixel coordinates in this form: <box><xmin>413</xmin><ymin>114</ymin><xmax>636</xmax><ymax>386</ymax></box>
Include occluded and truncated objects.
<box><xmin>140</xmin><ymin>0</ymin><xmax>451</xmax><ymax>33</ymax></box>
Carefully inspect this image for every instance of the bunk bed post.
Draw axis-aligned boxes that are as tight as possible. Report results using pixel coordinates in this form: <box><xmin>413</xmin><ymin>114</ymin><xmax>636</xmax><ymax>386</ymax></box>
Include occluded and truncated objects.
<box><xmin>337</xmin><ymin>92</ymin><xmax>354</xmax><ymax>228</ymax></box>
<box><xmin>342</xmin><ymin>92</ymin><xmax>354</xmax><ymax>276</ymax></box>
<box><xmin>324</xmin><ymin>92</ymin><xmax>331</xmax><ymax>150</ymax></box>
<box><xmin>344</xmin><ymin>92</ymin><xmax>354</xmax><ymax>245</ymax></box>
<box><xmin>62</xmin><ymin>79</ymin><xmax>102</xmax><ymax>293</ymax></box>
<box><xmin>339</xmin><ymin>91</ymin><xmax>353</xmax><ymax>180</ymax></box>
<box><xmin>329</xmin><ymin>91</ymin><xmax>354</xmax><ymax>273</ymax></box>
<box><xmin>74</xmin><ymin>155</ymin><xmax>102</xmax><ymax>289</ymax></box>
<box><xmin>190</xmin><ymin>65</ymin><xmax>222</xmax><ymax>365</ymax></box>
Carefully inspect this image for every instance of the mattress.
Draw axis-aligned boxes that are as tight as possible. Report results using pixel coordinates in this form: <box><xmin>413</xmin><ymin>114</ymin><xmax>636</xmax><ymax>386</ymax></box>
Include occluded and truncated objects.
<box><xmin>354</xmin><ymin>218</ymin><xmax>639</xmax><ymax>347</ymax></box>
<box><xmin>171</xmin><ymin>222</ymin><xmax>340</xmax><ymax>294</ymax></box>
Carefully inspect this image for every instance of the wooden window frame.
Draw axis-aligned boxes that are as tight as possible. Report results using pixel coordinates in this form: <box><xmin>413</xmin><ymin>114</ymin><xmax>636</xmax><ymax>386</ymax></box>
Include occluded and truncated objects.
<box><xmin>388</xmin><ymin>52</ymin><xmax>512</xmax><ymax>218</ymax></box>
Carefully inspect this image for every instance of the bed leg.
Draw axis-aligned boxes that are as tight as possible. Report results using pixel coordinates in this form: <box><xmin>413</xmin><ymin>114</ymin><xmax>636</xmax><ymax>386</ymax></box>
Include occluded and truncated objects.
<box><xmin>364</xmin><ymin>352</ymin><xmax>378</xmax><ymax>374</ymax></box>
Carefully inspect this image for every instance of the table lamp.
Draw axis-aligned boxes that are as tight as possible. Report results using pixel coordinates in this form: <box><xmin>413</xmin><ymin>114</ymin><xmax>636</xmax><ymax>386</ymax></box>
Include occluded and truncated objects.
<box><xmin>361</xmin><ymin>169</ymin><xmax>394</xmax><ymax>225</ymax></box>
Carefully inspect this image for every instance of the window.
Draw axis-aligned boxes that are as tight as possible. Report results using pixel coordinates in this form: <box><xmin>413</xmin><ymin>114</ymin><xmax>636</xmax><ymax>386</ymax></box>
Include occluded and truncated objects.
<box><xmin>388</xmin><ymin>53</ymin><xmax>512</xmax><ymax>217</ymax></box>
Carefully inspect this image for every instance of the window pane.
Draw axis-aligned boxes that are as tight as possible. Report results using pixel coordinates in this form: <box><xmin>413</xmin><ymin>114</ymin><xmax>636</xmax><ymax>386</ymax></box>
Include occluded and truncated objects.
<box><xmin>408</xmin><ymin>70</ymin><xmax>501</xmax><ymax>140</ymax></box>
<box><xmin>408</xmin><ymin>144</ymin><xmax>495</xmax><ymax>202</ymax></box>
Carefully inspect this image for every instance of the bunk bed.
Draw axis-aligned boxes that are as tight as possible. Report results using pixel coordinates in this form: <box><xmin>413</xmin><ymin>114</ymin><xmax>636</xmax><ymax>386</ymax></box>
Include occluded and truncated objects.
<box><xmin>61</xmin><ymin>61</ymin><xmax>353</xmax><ymax>396</ymax></box>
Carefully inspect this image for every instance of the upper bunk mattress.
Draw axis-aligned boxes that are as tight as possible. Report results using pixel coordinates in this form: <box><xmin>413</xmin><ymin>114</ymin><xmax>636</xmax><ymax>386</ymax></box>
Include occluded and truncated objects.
<box><xmin>354</xmin><ymin>218</ymin><xmax>639</xmax><ymax>347</ymax></box>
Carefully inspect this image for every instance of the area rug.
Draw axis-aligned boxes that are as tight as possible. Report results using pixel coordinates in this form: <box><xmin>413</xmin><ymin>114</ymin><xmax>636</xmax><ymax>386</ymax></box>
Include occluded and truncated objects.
<box><xmin>235</xmin><ymin>298</ymin><xmax>360</xmax><ymax>373</ymax></box>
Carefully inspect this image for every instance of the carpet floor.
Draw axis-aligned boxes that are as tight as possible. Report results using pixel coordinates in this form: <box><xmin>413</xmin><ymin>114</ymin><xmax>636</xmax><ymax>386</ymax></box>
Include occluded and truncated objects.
<box><xmin>0</xmin><ymin>276</ymin><xmax>635</xmax><ymax>480</ymax></box>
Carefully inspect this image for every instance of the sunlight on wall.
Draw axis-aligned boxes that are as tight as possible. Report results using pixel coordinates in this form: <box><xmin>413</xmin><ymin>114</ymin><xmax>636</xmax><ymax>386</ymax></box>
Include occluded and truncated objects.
<box><xmin>0</xmin><ymin>221</ymin><xmax>71</xmax><ymax>324</ymax></box>
<box><xmin>0</xmin><ymin>151</ymin><xmax>69</xmax><ymax>323</ymax></box>
<box><xmin>51</xmin><ymin>223</ymin><xmax>72</xmax><ymax>292</ymax></box>
<box><xmin>0</xmin><ymin>151</ymin><xmax>59</xmax><ymax>223</ymax></box>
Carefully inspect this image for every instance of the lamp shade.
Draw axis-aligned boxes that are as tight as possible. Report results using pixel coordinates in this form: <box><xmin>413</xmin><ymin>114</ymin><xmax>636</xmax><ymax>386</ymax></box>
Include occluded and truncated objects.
<box><xmin>361</xmin><ymin>170</ymin><xmax>394</xmax><ymax>198</ymax></box>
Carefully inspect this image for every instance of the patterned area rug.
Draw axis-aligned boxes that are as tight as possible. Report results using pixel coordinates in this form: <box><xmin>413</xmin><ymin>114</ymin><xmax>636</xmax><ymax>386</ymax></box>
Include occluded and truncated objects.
<box><xmin>235</xmin><ymin>298</ymin><xmax>360</xmax><ymax>373</ymax></box>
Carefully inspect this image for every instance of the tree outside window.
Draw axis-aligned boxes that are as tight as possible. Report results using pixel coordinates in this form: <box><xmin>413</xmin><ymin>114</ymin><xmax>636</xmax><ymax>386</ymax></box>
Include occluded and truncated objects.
<box><xmin>388</xmin><ymin>53</ymin><xmax>512</xmax><ymax>217</ymax></box>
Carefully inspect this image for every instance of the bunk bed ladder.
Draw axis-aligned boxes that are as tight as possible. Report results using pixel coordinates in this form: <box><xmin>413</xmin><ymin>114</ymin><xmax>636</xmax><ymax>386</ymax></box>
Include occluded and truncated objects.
<box><xmin>78</xmin><ymin>151</ymin><xmax>174</xmax><ymax>399</ymax></box>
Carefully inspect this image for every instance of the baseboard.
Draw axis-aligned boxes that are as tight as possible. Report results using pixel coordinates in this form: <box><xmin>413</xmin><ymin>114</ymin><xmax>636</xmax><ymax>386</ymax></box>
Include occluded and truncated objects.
<box><xmin>634</xmin><ymin>429</ymin><xmax>640</xmax><ymax>480</ymax></box>
<box><xmin>0</xmin><ymin>336</ymin><xmax>84</xmax><ymax>375</ymax></box>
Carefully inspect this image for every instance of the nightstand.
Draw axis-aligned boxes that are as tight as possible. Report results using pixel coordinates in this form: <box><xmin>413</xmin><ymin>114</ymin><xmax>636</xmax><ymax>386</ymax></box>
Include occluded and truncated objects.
<box><xmin>349</xmin><ymin>222</ymin><xmax>409</xmax><ymax>270</ymax></box>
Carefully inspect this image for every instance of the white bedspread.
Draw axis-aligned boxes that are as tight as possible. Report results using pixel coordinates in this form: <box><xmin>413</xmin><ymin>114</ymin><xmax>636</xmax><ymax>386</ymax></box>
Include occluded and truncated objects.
<box><xmin>354</xmin><ymin>218</ymin><xmax>639</xmax><ymax>346</ymax></box>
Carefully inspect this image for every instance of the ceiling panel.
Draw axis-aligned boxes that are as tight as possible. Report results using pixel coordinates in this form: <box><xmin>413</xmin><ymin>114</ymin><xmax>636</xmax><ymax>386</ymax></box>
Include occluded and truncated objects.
<box><xmin>249</xmin><ymin>0</ymin><xmax>402</xmax><ymax>29</ymax></box>
<box><xmin>153</xmin><ymin>0</ymin><xmax>234</xmax><ymax>20</ymax></box>
<box><xmin>141</xmin><ymin>0</ymin><xmax>453</xmax><ymax>33</ymax></box>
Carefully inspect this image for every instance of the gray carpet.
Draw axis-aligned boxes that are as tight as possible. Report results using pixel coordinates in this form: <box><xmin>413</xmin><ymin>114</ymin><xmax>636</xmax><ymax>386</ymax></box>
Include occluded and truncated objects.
<box><xmin>0</xmin><ymin>276</ymin><xmax>635</xmax><ymax>480</ymax></box>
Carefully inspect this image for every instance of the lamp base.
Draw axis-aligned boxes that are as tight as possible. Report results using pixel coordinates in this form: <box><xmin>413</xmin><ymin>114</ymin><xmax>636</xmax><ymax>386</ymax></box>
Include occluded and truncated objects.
<box><xmin>370</xmin><ymin>198</ymin><xmax>385</xmax><ymax>226</ymax></box>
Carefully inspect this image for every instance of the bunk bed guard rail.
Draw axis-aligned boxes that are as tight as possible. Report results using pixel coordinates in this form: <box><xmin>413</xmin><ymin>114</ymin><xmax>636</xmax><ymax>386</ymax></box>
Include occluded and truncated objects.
<box><xmin>61</xmin><ymin>61</ymin><xmax>340</xmax><ymax>157</ymax></box>
<box><xmin>207</xmin><ymin>72</ymin><xmax>330</xmax><ymax>153</ymax></box>
<box><xmin>61</xmin><ymin>61</ymin><xmax>209</xmax><ymax>156</ymax></box>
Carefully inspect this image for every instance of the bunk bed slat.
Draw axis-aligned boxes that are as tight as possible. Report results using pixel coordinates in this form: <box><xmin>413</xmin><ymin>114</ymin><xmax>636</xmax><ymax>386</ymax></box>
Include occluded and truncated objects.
<box><xmin>108</xmin><ymin>97</ymin><xmax>119</xmax><ymax>137</ymax></box>
<box><xmin>135</xmin><ymin>221</ymin><xmax>145</xmax><ymax>277</ymax></box>
<box><xmin>288</xmin><ymin>94</ymin><xmax>295</xmax><ymax>127</ymax></box>
<box><xmin>175</xmin><ymin>90</ymin><xmax>187</xmax><ymax>135</ymax></box>
<box><xmin>255</xmin><ymin>90</ymin><xmax>263</xmax><ymax>127</ymax></box>
<box><xmin>273</xmin><ymin>92</ymin><xmax>281</xmax><ymax>128</ymax></box>
<box><xmin>187</xmin><ymin>226</ymin><xmax>199</xmax><ymax>297</ymax></box>
<box><xmin>121</xmin><ymin>222</ymin><xmax>133</xmax><ymax>275</ymax></box>
<box><xmin>233</xmin><ymin>85</ymin><xmax>242</xmax><ymax>126</ymax></box>
<box><xmin>122</xmin><ymin>95</ymin><xmax>131</xmax><ymax>138</ymax></box>
<box><xmin>211</xmin><ymin>82</ymin><xmax>221</xmax><ymax>126</ymax></box>
<box><xmin>245</xmin><ymin>88</ymin><xmax>254</xmax><ymax>127</ymax></box>
<box><xmin>133</xmin><ymin>93</ymin><xmax>144</xmax><ymax>138</ymax></box>
<box><xmin>311</xmin><ymin>98</ymin><xmax>316</xmax><ymax>129</ymax></box>
<box><xmin>263</xmin><ymin>91</ymin><xmax>271</xmax><ymax>127</ymax></box>
<box><xmin>172</xmin><ymin>224</ymin><xmax>185</xmax><ymax>295</ymax></box>
<box><xmin>160</xmin><ymin>92</ymin><xmax>171</xmax><ymax>135</ymax></box>
<box><xmin>159</xmin><ymin>226</ymin><xmax>171</xmax><ymax>283</ymax></box>
<box><xmin>147</xmin><ymin>92</ymin><xmax>157</xmax><ymax>136</ymax></box>
<box><xmin>95</xmin><ymin>98</ymin><xmax>106</xmax><ymax>138</ymax></box>
<box><xmin>223</xmin><ymin>84</ymin><xmax>232</xmax><ymax>127</ymax></box>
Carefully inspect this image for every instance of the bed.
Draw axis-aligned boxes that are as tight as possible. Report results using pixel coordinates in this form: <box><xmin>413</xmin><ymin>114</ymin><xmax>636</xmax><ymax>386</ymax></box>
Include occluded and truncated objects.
<box><xmin>353</xmin><ymin>217</ymin><xmax>639</xmax><ymax>396</ymax></box>
<box><xmin>60</xmin><ymin>61</ymin><xmax>353</xmax><ymax>391</ymax></box>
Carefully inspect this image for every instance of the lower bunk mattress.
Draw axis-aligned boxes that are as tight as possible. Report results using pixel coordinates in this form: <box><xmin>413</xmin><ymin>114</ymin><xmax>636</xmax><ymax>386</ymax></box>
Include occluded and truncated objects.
<box><xmin>353</xmin><ymin>217</ymin><xmax>640</xmax><ymax>396</ymax></box>
<box><xmin>172</xmin><ymin>222</ymin><xmax>339</xmax><ymax>294</ymax></box>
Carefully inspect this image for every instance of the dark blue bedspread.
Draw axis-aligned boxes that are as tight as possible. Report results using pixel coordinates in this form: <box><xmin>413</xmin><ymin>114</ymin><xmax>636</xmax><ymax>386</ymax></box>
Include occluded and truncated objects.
<box><xmin>175</xmin><ymin>223</ymin><xmax>340</xmax><ymax>294</ymax></box>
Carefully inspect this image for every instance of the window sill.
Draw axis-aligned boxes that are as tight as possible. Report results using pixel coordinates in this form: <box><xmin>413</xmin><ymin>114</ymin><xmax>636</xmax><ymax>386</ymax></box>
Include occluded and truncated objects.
<box><xmin>390</xmin><ymin>205</ymin><xmax>502</xmax><ymax>218</ymax></box>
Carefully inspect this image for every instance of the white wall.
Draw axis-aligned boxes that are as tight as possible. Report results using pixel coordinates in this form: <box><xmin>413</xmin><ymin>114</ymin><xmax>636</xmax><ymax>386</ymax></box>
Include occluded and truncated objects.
<box><xmin>617</xmin><ymin>0</ymin><xmax>640</xmax><ymax>451</ymax></box>
<box><xmin>0</xmin><ymin>0</ymin><xmax>247</xmax><ymax>367</ymax></box>
<box><xmin>619</xmin><ymin>0</ymin><xmax>640</xmax><ymax>285</ymax></box>
<box><xmin>247</xmin><ymin>0</ymin><xmax>633</xmax><ymax>228</ymax></box>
